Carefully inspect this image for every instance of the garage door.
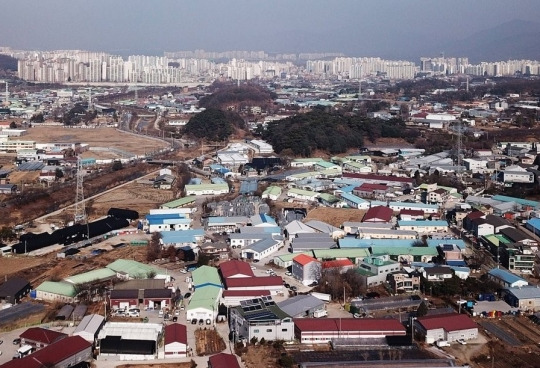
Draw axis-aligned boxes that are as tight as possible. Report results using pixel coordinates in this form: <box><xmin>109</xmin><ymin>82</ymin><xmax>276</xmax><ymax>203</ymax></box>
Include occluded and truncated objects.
<box><xmin>119</xmin><ymin>302</ymin><xmax>129</xmax><ymax>310</ymax></box>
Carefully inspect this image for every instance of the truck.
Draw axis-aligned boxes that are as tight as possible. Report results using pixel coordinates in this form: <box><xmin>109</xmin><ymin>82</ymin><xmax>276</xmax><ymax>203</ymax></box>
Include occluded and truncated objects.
<box><xmin>313</xmin><ymin>309</ymin><xmax>328</xmax><ymax>318</ymax></box>
<box><xmin>436</xmin><ymin>340</ymin><xmax>449</xmax><ymax>347</ymax></box>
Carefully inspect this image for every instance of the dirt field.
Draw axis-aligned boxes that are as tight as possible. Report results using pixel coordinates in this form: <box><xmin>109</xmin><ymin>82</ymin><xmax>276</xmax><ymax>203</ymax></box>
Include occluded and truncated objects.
<box><xmin>195</xmin><ymin>328</ymin><xmax>226</xmax><ymax>356</ymax></box>
<box><xmin>304</xmin><ymin>207</ymin><xmax>366</xmax><ymax>227</ymax></box>
<box><xmin>116</xmin><ymin>363</ymin><xmax>192</xmax><ymax>368</ymax></box>
<box><xmin>14</xmin><ymin>125</ymin><xmax>169</xmax><ymax>156</ymax></box>
<box><xmin>89</xmin><ymin>181</ymin><xmax>175</xmax><ymax>219</ymax></box>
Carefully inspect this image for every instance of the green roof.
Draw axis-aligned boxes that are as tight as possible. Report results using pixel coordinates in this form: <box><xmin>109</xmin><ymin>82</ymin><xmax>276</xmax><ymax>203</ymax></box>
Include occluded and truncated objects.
<box><xmin>288</xmin><ymin>188</ymin><xmax>319</xmax><ymax>197</ymax></box>
<box><xmin>161</xmin><ymin>196</ymin><xmax>197</xmax><ymax>208</ymax></box>
<box><xmin>371</xmin><ymin>246</ymin><xmax>438</xmax><ymax>256</ymax></box>
<box><xmin>187</xmin><ymin>286</ymin><xmax>220</xmax><ymax>311</ymax></box>
<box><xmin>355</xmin><ymin>268</ymin><xmax>376</xmax><ymax>276</ymax></box>
<box><xmin>36</xmin><ymin>281</ymin><xmax>77</xmax><ymax>297</ymax></box>
<box><xmin>288</xmin><ymin>171</ymin><xmax>320</xmax><ymax>179</ymax></box>
<box><xmin>343</xmin><ymin>161</ymin><xmax>369</xmax><ymax>169</ymax></box>
<box><xmin>484</xmin><ymin>234</ymin><xmax>511</xmax><ymax>247</ymax></box>
<box><xmin>292</xmin><ymin>158</ymin><xmax>324</xmax><ymax>163</ymax></box>
<box><xmin>275</xmin><ymin>248</ymin><xmax>371</xmax><ymax>264</ymax></box>
<box><xmin>107</xmin><ymin>259</ymin><xmax>162</xmax><ymax>279</ymax></box>
<box><xmin>65</xmin><ymin>268</ymin><xmax>116</xmax><ymax>285</ymax></box>
<box><xmin>312</xmin><ymin>248</ymin><xmax>371</xmax><ymax>259</ymax></box>
<box><xmin>318</xmin><ymin>193</ymin><xmax>340</xmax><ymax>203</ymax></box>
<box><xmin>192</xmin><ymin>265</ymin><xmax>222</xmax><ymax>287</ymax></box>
<box><xmin>315</xmin><ymin>161</ymin><xmax>339</xmax><ymax>169</ymax></box>
<box><xmin>263</xmin><ymin>186</ymin><xmax>282</xmax><ymax>196</ymax></box>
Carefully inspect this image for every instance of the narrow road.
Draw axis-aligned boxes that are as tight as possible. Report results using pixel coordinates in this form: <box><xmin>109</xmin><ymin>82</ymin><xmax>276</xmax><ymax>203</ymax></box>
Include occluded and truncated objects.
<box><xmin>33</xmin><ymin>169</ymin><xmax>161</xmax><ymax>223</ymax></box>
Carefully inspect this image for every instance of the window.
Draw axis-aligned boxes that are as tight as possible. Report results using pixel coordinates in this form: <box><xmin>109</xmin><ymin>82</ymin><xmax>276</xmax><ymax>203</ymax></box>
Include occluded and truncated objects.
<box><xmin>266</xmin><ymin>329</ymin><xmax>272</xmax><ymax>332</ymax></box>
<box><xmin>282</xmin><ymin>329</ymin><xmax>288</xmax><ymax>332</ymax></box>
<box><xmin>254</xmin><ymin>329</ymin><xmax>259</xmax><ymax>333</ymax></box>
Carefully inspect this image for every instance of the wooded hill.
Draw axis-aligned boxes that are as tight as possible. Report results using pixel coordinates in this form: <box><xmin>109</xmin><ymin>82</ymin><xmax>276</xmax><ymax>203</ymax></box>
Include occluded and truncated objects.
<box><xmin>262</xmin><ymin>109</ymin><xmax>413</xmax><ymax>156</ymax></box>
<box><xmin>183</xmin><ymin>108</ymin><xmax>245</xmax><ymax>141</ymax></box>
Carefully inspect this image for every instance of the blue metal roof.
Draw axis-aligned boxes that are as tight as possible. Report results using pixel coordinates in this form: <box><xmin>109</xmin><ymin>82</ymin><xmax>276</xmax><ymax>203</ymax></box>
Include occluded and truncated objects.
<box><xmin>488</xmin><ymin>268</ymin><xmax>527</xmax><ymax>285</ymax></box>
<box><xmin>161</xmin><ymin>229</ymin><xmax>205</xmax><ymax>244</ymax></box>
<box><xmin>340</xmin><ymin>192</ymin><xmax>368</xmax><ymax>204</ymax></box>
<box><xmin>526</xmin><ymin>218</ymin><xmax>540</xmax><ymax>230</ymax></box>
<box><xmin>446</xmin><ymin>260</ymin><xmax>467</xmax><ymax>267</ymax></box>
<box><xmin>398</xmin><ymin>220</ymin><xmax>448</xmax><ymax>227</ymax></box>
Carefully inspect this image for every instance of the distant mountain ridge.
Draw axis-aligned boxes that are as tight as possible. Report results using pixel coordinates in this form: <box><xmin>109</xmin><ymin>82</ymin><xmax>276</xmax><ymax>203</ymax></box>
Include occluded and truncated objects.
<box><xmin>439</xmin><ymin>20</ymin><xmax>540</xmax><ymax>63</ymax></box>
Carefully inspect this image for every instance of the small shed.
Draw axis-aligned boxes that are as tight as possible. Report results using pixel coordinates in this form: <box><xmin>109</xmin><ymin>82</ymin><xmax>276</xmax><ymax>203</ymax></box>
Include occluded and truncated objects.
<box><xmin>72</xmin><ymin>304</ymin><xmax>88</xmax><ymax>321</ymax></box>
<box><xmin>55</xmin><ymin>304</ymin><xmax>74</xmax><ymax>320</ymax></box>
<box><xmin>73</xmin><ymin>314</ymin><xmax>105</xmax><ymax>343</ymax></box>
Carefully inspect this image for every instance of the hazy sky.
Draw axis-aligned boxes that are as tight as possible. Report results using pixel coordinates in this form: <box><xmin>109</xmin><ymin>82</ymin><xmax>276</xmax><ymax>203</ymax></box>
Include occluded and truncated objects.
<box><xmin>2</xmin><ymin>0</ymin><xmax>539</xmax><ymax>59</ymax></box>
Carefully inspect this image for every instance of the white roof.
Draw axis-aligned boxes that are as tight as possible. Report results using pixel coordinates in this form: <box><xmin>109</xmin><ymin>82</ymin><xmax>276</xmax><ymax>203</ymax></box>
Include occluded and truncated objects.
<box><xmin>98</xmin><ymin>322</ymin><xmax>163</xmax><ymax>341</ymax></box>
<box><xmin>285</xmin><ymin>220</ymin><xmax>316</xmax><ymax>235</ymax></box>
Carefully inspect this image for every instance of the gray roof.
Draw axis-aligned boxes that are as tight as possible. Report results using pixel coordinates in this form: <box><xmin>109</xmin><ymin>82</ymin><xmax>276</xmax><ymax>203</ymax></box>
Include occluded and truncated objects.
<box><xmin>245</xmin><ymin>238</ymin><xmax>279</xmax><ymax>253</ymax></box>
<box><xmin>114</xmin><ymin>279</ymin><xmax>165</xmax><ymax>290</ymax></box>
<box><xmin>505</xmin><ymin>286</ymin><xmax>540</xmax><ymax>299</ymax></box>
<box><xmin>277</xmin><ymin>295</ymin><xmax>325</xmax><ymax>317</ymax></box>
<box><xmin>304</xmin><ymin>220</ymin><xmax>342</xmax><ymax>234</ymax></box>
<box><xmin>74</xmin><ymin>314</ymin><xmax>105</xmax><ymax>336</ymax></box>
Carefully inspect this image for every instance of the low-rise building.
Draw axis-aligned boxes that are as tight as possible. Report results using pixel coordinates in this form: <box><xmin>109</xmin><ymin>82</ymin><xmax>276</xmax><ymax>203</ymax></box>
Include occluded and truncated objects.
<box><xmin>73</xmin><ymin>314</ymin><xmax>105</xmax><ymax>343</ymax></box>
<box><xmin>387</xmin><ymin>270</ymin><xmax>421</xmax><ymax>293</ymax></box>
<box><xmin>35</xmin><ymin>281</ymin><xmax>78</xmax><ymax>303</ymax></box>
<box><xmin>397</xmin><ymin>220</ymin><xmax>448</xmax><ymax>233</ymax></box>
<box><xmin>98</xmin><ymin>322</ymin><xmax>163</xmax><ymax>358</ymax></box>
<box><xmin>229</xmin><ymin>296</ymin><xmax>294</xmax><ymax>341</ymax></box>
<box><xmin>19</xmin><ymin>327</ymin><xmax>67</xmax><ymax>349</ymax></box>
<box><xmin>241</xmin><ymin>237</ymin><xmax>282</xmax><ymax>261</ymax></box>
<box><xmin>293</xmin><ymin>318</ymin><xmax>406</xmax><ymax>344</ymax></box>
<box><xmin>415</xmin><ymin>313</ymin><xmax>478</xmax><ymax>343</ymax></box>
<box><xmin>277</xmin><ymin>295</ymin><xmax>325</xmax><ymax>318</ymax></box>
<box><xmin>0</xmin><ymin>277</ymin><xmax>31</xmax><ymax>304</ymax></box>
<box><xmin>164</xmin><ymin>323</ymin><xmax>188</xmax><ymax>358</ymax></box>
<box><xmin>209</xmin><ymin>352</ymin><xmax>241</xmax><ymax>368</ymax></box>
<box><xmin>423</xmin><ymin>266</ymin><xmax>454</xmax><ymax>282</ymax></box>
<box><xmin>503</xmin><ymin>286</ymin><xmax>540</xmax><ymax>312</ymax></box>
<box><xmin>488</xmin><ymin>268</ymin><xmax>529</xmax><ymax>288</ymax></box>
<box><xmin>292</xmin><ymin>254</ymin><xmax>322</xmax><ymax>286</ymax></box>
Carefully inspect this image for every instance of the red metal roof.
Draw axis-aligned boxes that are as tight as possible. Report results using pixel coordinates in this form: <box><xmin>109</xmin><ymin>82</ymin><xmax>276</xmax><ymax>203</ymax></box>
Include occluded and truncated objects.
<box><xmin>294</xmin><ymin>318</ymin><xmax>406</xmax><ymax>333</ymax></box>
<box><xmin>417</xmin><ymin>313</ymin><xmax>477</xmax><ymax>332</ymax></box>
<box><xmin>343</xmin><ymin>173</ymin><xmax>413</xmax><ymax>184</ymax></box>
<box><xmin>355</xmin><ymin>183</ymin><xmax>388</xmax><ymax>191</ymax></box>
<box><xmin>20</xmin><ymin>327</ymin><xmax>67</xmax><ymax>345</ymax></box>
<box><xmin>225</xmin><ymin>276</ymin><xmax>283</xmax><ymax>288</ymax></box>
<box><xmin>219</xmin><ymin>260</ymin><xmax>255</xmax><ymax>279</ymax></box>
<box><xmin>209</xmin><ymin>352</ymin><xmax>241</xmax><ymax>368</ymax></box>
<box><xmin>399</xmin><ymin>209</ymin><xmax>424</xmax><ymax>216</ymax></box>
<box><xmin>1</xmin><ymin>335</ymin><xmax>91</xmax><ymax>368</ymax></box>
<box><xmin>222</xmin><ymin>290</ymin><xmax>271</xmax><ymax>297</ymax></box>
<box><xmin>465</xmin><ymin>210</ymin><xmax>484</xmax><ymax>220</ymax></box>
<box><xmin>164</xmin><ymin>323</ymin><xmax>188</xmax><ymax>345</ymax></box>
<box><xmin>293</xmin><ymin>254</ymin><xmax>319</xmax><ymax>266</ymax></box>
<box><xmin>362</xmin><ymin>206</ymin><xmax>393</xmax><ymax>223</ymax></box>
<box><xmin>322</xmin><ymin>259</ymin><xmax>354</xmax><ymax>269</ymax></box>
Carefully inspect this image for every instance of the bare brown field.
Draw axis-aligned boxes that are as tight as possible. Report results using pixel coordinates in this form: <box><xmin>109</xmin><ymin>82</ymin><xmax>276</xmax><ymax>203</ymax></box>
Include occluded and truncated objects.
<box><xmin>89</xmin><ymin>181</ymin><xmax>175</xmax><ymax>218</ymax></box>
<box><xmin>304</xmin><ymin>207</ymin><xmax>366</xmax><ymax>227</ymax></box>
<box><xmin>6</xmin><ymin>170</ymin><xmax>40</xmax><ymax>184</ymax></box>
<box><xmin>116</xmin><ymin>364</ymin><xmax>192</xmax><ymax>368</ymax></box>
<box><xmin>0</xmin><ymin>256</ymin><xmax>48</xmax><ymax>279</ymax></box>
<box><xmin>14</xmin><ymin>126</ymin><xmax>168</xmax><ymax>155</ymax></box>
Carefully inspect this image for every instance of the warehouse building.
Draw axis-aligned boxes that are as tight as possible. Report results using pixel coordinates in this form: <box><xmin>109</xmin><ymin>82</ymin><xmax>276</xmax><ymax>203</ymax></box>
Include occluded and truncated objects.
<box><xmin>98</xmin><ymin>322</ymin><xmax>163</xmax><ymax>359</ymax></box>
<box><xmin>73</xmin><ymin>314</ymin><xmax>105</xmax><ymax>343</ymax></box>
<box><xmin>415</xmin><ymin>313</ymin><xmax>478</xmax><ymax>343</ymax></box>
<box><xmin>0</xmin><ymin>277</ymin><xmax>31</xmax><ymax>304</ymax></box>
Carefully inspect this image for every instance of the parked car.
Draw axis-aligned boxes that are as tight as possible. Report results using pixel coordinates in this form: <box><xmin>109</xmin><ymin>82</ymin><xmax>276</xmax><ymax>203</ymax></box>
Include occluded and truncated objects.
<box><xmin>184</xmin><ymin>292</ymin><xmax>192</xmax><ymax>299</ymax></box>
<box><xmin>290</xmin><ymin>286</ymin><xmax>298</xmax><ymax>291</ymax></box>
<box><xmin>172</xmin><ymin>316</ymin><xmax>178</xmax><ymax>322</ymax></box>
<box><xmin>128</xmin><ymin>311</ymin><xmax>140</xmax><ymax>317</ymax></box>
<box><xmin>158</xmin><ymin>310</ymin><xmax>164</xmax><ymax>317</ymax></box>
<box><xmin>265</xmin><ymin>269</ymin><xmax>274</xmax><ymax>274</ymax></box>
<box><xmin>180</xmin><ymin>269</ymin><xmax>187</xmax><ymax>274</ymax></box>
<box><xmin>250</xmin><ymin>266</ymin><xmax>256</xmax><ymax>270</ymax></box>
<box><xmin>180</xmin><ymin>305</ymin><xmax>185</xmax><ymax>310</ymax></box>
<box><xmin>457</xmin><ymin>339</ymin><xmax>467</xmax><ymax>345</ymax></box>
<box><xmin>198</xmin><ymin>319</ymin><xmax>204</xmax><ymax>325</ymax></box>
<box><xmin>285</xmin><ymin>272</ymin><xmax>292</xmax><ymax>276</ymax></box>
<box><xmin>12</xmin><ymin>338</ymin><xmax>20</xmax><ymax>345</ymax></box>
<box><xmin>206</xmin><ymin>319</ymin><xmax>212</xmax><ymax>325</ymax></box>
<box><xmin>174</xmin><ymin>310</ymin><xmax>180</xmax><ymax>316</ymax></box>
<box><xmin>284</xmin><ymin>283</ymin><xmax>291</xmax><ymax>289</ymax></box>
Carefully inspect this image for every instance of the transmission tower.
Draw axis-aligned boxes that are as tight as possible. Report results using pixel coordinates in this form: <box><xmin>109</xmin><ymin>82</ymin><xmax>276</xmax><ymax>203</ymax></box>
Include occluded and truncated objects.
<box><xmin>74</xmin><ymin>156</ymin><xmax>86</xmax><ymax>223</ymax></box>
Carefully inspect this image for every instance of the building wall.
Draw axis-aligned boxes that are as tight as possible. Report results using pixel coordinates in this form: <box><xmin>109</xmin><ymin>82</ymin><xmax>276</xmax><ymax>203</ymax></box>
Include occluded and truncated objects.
<box><xmin>446</xmin><ymin>328</ymin><xmax>478</xmax><ymax>342</ymax></box>
<box><xmin>111</xmin><ymin>298</ymin><xmax>138</xmax><ymax>310</ymax></box>
<box><xmin>248</xmin><ymin>321</ymin><xmax>295</xmax><ymax>341</ymax></box>
<box><xmin>164</xmin><ymin>342</ymin><xmax>187</xmax><ymax>357</ymax></box>
<box><xmin>36</xmin><ymin>291</ymin><xmax>74</xmax><ymax>303</ymax></box>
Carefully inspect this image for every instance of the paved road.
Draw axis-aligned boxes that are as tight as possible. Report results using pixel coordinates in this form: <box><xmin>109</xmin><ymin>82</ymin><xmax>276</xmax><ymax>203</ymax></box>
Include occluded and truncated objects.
<box><xmin>479</xmin><ymin>321</ymin><xmax>522</xmax><ymax>346</ymax></box>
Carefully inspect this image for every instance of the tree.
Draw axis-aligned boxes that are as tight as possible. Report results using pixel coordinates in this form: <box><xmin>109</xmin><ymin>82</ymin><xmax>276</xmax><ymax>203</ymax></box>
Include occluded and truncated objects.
<box><xmin>112</xmin><ymin>160</ymin><xmax>123</xmax><ymax>171</ymax></box>
<box><xmin>9</xmin><ymin>121</ymin><xmax>16</xmax><ymax>129</ymax></box>
<box><xmin>197</xmin><ymin>253</ymin><xmax>212</xmax><ymax>267</ymax></box>
<box><xmin>30</xmin><ymin>113</ymin><xmax>44</xmax><ymax>123</ymax></box>
<box><xmin>416</xmin><ymin>301</ymin><xmax>429</xmax><ymax>317</ymax></box>
<box><xmin>55</xmin><ymin>168</ymin><xmax>64</xmax><ymax>180</ymax></box>
<box><xmin>146</xmin><ymin>232</ymin><xmax>162</xmax><ymax>262</ymax></box>
<box><xmin>0</xmin><ymin>226</ymin><xmax>16</xmax><ymax>242</ymax></box>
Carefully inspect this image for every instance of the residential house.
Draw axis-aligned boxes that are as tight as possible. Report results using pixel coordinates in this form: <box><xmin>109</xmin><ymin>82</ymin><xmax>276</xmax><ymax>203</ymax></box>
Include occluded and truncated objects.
<box><xmin>292</xmin><ymin>254</ymin><xmax>322</xmax><ymax>286</ymax></box>
<box><xmin>423</xmin><ymin>266</ymin><xmax>454</xmax><ymax>282</ymax></box>
<box><xmin>387</xmin><ymin>270</ymin><xmax>421</xmax><ymax>293</ymax></box>
<box><xmin>357</xmin><ymin>255</ymin><xmax>401</xmax><ymax>288</ymax></box>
